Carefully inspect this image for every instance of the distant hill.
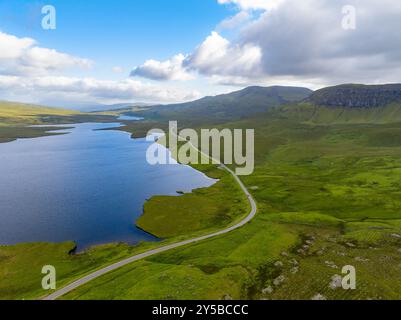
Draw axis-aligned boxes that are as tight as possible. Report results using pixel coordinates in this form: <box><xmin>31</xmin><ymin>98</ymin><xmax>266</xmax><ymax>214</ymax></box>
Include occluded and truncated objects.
<box><xmin>307</xmin><ymin>84</ymin><xmax>401</xmax><ymax>108</ymax></box>
<box><xmin>98</xmin><ymin>103</ymin><xmax>152</xmax><ymax>112</ymax></box>
<box><xmin>276</xmin><ymin>103</ymin><xmax>401</xmax><ymax>125</ymax></box>
<box><xmin>74</xmin><ymin>102</ymin><xmax>152</xmax><ymax>112</ymax></box>
<box><xmin>0</xmin><ymin>100</ymin><xmax>115</xmax><ymax>127</ymax></box>
<box><xmin>134</xmin><ymin>86</ymin><xmax>313</xmax><ymax>124</ymax></box>
<box><xmin>0</xmin><ymin>101</ymin><xmax>78</xmax><ymax>124</ymax></box>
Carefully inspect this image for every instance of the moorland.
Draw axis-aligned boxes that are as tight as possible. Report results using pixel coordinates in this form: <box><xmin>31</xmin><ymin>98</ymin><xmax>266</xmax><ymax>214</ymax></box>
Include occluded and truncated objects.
<box><xmin>1</xmin><ymin>84</ymin><xmax>401</xmax><ymax>300</ymax></box>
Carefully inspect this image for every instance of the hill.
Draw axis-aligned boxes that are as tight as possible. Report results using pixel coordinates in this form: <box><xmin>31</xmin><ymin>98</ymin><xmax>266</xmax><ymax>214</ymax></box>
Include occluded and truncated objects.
<box><xmin>2</xmin><ymin>84</ymin><xmax>401</xmax><ymax>300</ymax></box>
<box><xmin>133</xmin><ymin>86</ymin><xmax>313</xmax><ymax>124</ymax></box>
<box><xmin>0</xmin><ymin>101</ymin><xmax>78</xmax><ymax>125</ymax></box>
<box><xmin>262</xmin><ymin>84</ymin><xmax>401</xmax><ymax>125</ymax></box>
<box><xmin>0</xmin><ymin>101</ymin><xmax>116</xmax><ymax>143</ymax></box>
<box><xmin>307</xmin><ymin>84</ymin><xmax>401</xmax><ymax>108</ymax></box>
<box><xmin>276</xmin><ymin>103</ymin><xmax>401</xmax><ymax>124</ymax></box>
<box><xmin>50</xmin><ymin>87</ymin><xmax>401</xmax><ymax>300</ymax></box>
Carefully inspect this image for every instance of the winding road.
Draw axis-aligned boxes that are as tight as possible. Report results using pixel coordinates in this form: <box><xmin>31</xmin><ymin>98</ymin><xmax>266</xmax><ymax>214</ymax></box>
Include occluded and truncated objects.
<box><xmin>44</xmin><ymin>135</ymin><xmax>257</xmax><ymax>300</ymax></box>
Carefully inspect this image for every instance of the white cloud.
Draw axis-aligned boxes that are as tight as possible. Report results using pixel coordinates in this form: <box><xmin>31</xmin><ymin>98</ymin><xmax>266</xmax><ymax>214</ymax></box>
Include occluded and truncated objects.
<box><xmin>131</xmin><ymin>32</ymin><xmax>262</xmax><ymax>81</ymax></box>
<box><xmin>186</xmin><ymin>31</ymin><xmax>262</xmax><ymax>77</ymax></box>
<box><xmin>0</xmin><ymin>31</ymin><xmax>93</xmax><ymax>76</ymax></box>
<box><xmin>237</xmin><ymin>0</ymin><xmax>401</xmax><ymax>86</ymax></box>
<box><xmin>133</xmin><ymin>0</ymin><xmax>401</xmax><ymax>89</ymax></box>
<box><xmin>112</xmin><ymin>66</ymin><xmax>124</xmax><ymax>73</ymax></box>
<box><xmin>0</xmin><ymin>75</ymin><xmax>201</xmax><ymax>105</ymax></box>
<box><xmin>0</xmin><ymin>31</ymin><xmax>200</xmax><ymax>105</ymax></box>
<box><xmin>4</xmin><ymin>0</ymin><xmax>401</xmax><ymax>106</ymax></box>
<box><xmin>131</xmin><ymin>54</ymin><xmax>194</xmax><ymax>81</ymax></box>
<box><xmin>218</xmin><ymin>11</ymin><xmax>251</xmax><ymax>30</ymax></box>
<box><xmin>217</xmin><ymin>0</ymin><xmax>285</xmax><ymax>11</ymax></box>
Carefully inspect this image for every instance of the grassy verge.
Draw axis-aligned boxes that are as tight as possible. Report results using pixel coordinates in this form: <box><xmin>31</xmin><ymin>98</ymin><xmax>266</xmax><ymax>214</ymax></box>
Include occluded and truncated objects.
<box><xmin>0</xmin><ymin>141</ymin><xmax>251</xmax><ymax>300</ymax></box>
<box><xmin>0</xmin><ymin>242</ymin><xmax>147</xmax><ymax>300</ymax></box>
<box><xmin>62</xmin><ymin>219</ymin><xmax>299</xmax><ymax>300</ymax></box>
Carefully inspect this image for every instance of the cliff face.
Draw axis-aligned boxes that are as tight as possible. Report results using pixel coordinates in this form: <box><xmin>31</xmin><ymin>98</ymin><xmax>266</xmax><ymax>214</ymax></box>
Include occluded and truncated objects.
<box><xmin>308</xmin><ymin>84</ymin><xmax>401</xmax><ymax>108</ymax></box>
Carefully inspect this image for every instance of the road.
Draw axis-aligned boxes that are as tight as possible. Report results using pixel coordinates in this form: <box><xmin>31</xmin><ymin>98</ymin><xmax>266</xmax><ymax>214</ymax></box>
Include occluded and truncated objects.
<box><xmin>44</xmin><ymin>135</ymin><xmax>257</xmax><ymax>300</ymax></box>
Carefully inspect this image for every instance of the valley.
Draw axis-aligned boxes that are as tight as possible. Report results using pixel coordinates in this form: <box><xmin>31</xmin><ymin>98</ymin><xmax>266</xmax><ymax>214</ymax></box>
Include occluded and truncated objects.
<box><xmin>1</xmin><ymin>84</ymin><xmax>401</xmax><ymax>300</ymax></box>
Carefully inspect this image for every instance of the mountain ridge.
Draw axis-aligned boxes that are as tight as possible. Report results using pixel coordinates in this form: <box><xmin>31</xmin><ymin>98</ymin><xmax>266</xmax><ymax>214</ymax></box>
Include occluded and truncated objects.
<box><xmin>307</xmin><ymin>83</ymin><xmax>401</xmax><ymax>108</ymax></box>
<box><xmin>134</xmin><ymin>85</ymin><xmax>313</xmax><ymax>123</ymax></box>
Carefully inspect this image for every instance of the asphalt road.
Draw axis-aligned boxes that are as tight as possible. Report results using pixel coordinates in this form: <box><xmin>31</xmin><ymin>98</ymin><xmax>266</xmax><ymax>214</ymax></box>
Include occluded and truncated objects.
<box><xmin>44</xmin><ymin>136</ymin><xmax>257</xmax><ymax>300</ymax></box>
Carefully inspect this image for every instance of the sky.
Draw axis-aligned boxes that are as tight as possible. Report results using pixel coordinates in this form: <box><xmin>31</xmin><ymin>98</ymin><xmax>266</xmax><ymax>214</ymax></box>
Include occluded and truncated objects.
<box><xmin>1</xmin><ymin>0</ymin><xmax>401</xmax><ymax>108</ymax></box>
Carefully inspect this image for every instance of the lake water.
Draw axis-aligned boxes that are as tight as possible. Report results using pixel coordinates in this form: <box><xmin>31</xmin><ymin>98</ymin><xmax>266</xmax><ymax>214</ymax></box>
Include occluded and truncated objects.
<box><xmin>118</xmin><ymin>115</ymin><xmax>144</xmax><ymax>121</ymax></box>
<box><xmin>0</xmin><ymin>123</ymin><xmax>216</xmax><ymax>249</ymax></box>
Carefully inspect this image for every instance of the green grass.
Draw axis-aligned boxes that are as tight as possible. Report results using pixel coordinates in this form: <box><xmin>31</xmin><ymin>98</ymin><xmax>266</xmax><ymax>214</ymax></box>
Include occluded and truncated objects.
<box><xmin>0</xmin><ymin>101</ymin><xmax>78</xmax><ymax>125</ymax></box>
<box><xmin>267</xmin><ymin>212</ymin><xmax>346</xmax><ymax>228</ymax></box>
<box><xmin>62</xmin><ymin>220</ymin><xmax>299</xmax><ymax>300</ymax></box>
<box><xmin>0</xmin><ymin>101</ymin><xmax>117</xmax><ymax>143</ymax></box>
<box><xmin>131</xmin><ymin>86</ymin><xmax>312</xmax><ymax>125</ymax></box>
<box><xmin>0</xmin><ymin>126</ymin><xmax>71</xmax><ymax>143</ymax></box>
<box><xmin>277</xmin><ymin>103</ymin><xmax>401</xmax><ymax>124</ymax></box>
<box><xmin>0</xmin><ymin>242</ymin><xmax>159</xmax><ymax>300</ymax></box>
<box><xmin>0</xmin><ymin>162</ymin><xmax>251</xmax><ymax>300</ymax></box>
<box><xmin>137</xmin><ymin>164</ymin><xmax>249</xmax><ymax>238</ymax></box>
<box><xmin>265</xmin><ymin>226</ymin><xmax>401</xmax><ymax>300</ymax></box>
<box><xmin>2</xmin><ymin>103</ymin><xmax>401</xmax><ymax>300</ymax></box>
<box><xmin>60</xmin><ymin>110</ymin><xmax>401</xmax><ymax>300</ymax></box>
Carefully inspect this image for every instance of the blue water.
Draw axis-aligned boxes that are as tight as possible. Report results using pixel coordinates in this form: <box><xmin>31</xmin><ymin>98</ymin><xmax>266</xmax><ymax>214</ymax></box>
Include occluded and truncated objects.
<box><xmin>118</xmin><ymin>115</ymin><xmax>144</xmax><ymax>121</ymax></box>
<box><xmin>0</xmin><ymin>123</ymin><xmax>216</xmax><ymax>249</ymax></box>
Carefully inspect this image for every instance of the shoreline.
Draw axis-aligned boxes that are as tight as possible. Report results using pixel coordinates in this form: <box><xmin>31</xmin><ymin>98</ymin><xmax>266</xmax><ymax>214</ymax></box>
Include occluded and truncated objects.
<box><xmin>0</xmin><ymin>119</ymin><xmax>226</xmax><ymax>253</ymax></box>
<box><xmin>43</xmin><ymin>146</ymin><xmax>257</xmax><ymax>300</ymax></box>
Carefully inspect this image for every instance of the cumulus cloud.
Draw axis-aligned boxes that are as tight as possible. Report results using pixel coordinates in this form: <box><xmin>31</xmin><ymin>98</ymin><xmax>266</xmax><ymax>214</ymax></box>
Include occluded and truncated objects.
<box><xmin>131</xmin><ymin>32</ymin><xmax>262</xmax><ymax>81</ymax></box>
<box><xmin>0</xmin><ymin>31</ymin><xmax>200</xmax><ymax>105</ymax></box>
<box><xmin>217</xmin><ymin>0</ymin><xmax>285</xmax><ymax>11</ymax></box>
<box><xmin>217</xmin><ymin>11</ymin><xmax>251</xmax><ymax>30</ymax></box>
<box><xmin>3</xmin><ymin>1</ymin><xmax>401</xmax><ymax>105</ymax></box>
<box><xmin>237</xmin><ymin>0</ymin><xmax>401</xmax><ymax>86</ymax></box>
<box><xmin>0</xmin><ymin>31</ymin><xmax>93</xmax><ymax>76</ymax></box>
<box><xmin>131</xmin><ymin>54</ymin><xmax>194</xmax><ymax>81</ymax></box>
<box><xmin>0</xmin><ymin>75</ymin><xmax>201</xmax><ymax>105</ymax></box>
<box><xmin>132</xmin><ymin>0</ymin><xmax>401</xmax><ymax>89</ymax></box>
<box><xmin>186</xmin><ymin>31</ymin><xmax>262</xmax><ymax>77</ymax></box>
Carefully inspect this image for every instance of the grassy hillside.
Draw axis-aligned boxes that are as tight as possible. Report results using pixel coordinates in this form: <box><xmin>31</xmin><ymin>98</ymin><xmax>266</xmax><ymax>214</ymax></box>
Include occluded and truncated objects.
<box><xmin>307</xmin><ymin>84</ymin><xmax>401</xmax><ymax>108</ymax></box>
<box><xmin>0</xmin><ymin>101</ymin><xmax>117</xmax><ymax>143</ymax></box>
<box><xmin>2</xmin><ymin>87</ymin><xmax>401</xmax><ymax>300</ymax></box>
<box><xmin>60</xmin><ymin>112</ymin><xmax>401</xmax><ymax>300</ymax></box>
<box><xmin>48</xmin><ymin>97</ymin><xmax>401</xmax><ymax>300</ymax></box>
<box><xmin>0</xmin><ymin>101</ymin><xmax>78</xmax><ymax>126</ymax></box>
<box><xmin>276</xmin><ymin>102</ymin><xmax>401</xmax><ymax>124</ymax></box>
<box><xmin>130</xmin><ymin>86</ymin><xmax>312</xmax><ymax>125</ymax></box>
<box><xmin>2</xmin><ymin>113</ymin><xmax>401</xmax><ymax>300</ymax></box>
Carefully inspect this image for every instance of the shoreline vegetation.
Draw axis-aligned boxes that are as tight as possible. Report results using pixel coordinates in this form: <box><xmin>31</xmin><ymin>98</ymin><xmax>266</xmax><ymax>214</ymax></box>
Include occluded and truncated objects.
<box><xmin>136</xmin><ymin>163</ymin><xmax>249</xmax><ymax>239</ymax></box>
<box><xmin>59</xmin><ymin>108</ymin><xmax>401</xmax><ymax>300</ymax></box>
<box><xmin>0</xmin><ymin>145</ymin><xmax>250</xmax><ymax>300</ymax></box>
<box><xmin>0</xmin><ymin>101</ymin><xmax>118</xmax><ymax>143</ymax></box>
<box><xmin>1</xmin><ymin>86</ymin><xmax>401</xmax><ymax>300</ymax></box>
<box><xmin>0</xmin><ymin>104</ymin><xmax>252</xmax><ymax>300</ymax></box>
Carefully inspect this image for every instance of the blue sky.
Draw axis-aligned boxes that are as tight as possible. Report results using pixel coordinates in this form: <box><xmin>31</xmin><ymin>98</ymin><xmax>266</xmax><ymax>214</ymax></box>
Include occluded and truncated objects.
<box><xmin>0</xmin><ymin>0</ymin><xmax>228</xmax><ymax>80</ymax></box>
<box><xmin>0</xmin><ymin>0</ymin><xmax>400</xmax><ymax>107</ymax></box>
